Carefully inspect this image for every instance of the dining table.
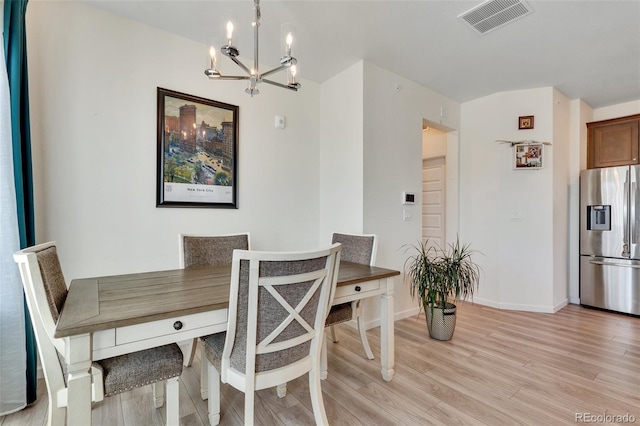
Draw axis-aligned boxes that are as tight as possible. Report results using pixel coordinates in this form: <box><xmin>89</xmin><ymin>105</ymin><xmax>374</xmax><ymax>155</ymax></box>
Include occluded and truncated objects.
<box><xmin>55</xmin><ymin>260</ymin><xmax>400</xmax><ymax>426</ymax></box>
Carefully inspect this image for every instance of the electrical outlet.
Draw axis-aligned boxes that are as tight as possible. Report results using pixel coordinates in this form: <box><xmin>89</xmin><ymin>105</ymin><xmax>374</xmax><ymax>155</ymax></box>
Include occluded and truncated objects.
<box><xmin>510</xmin><ymin>210</ymin><xmax>522</xmax><ymax>222</ymax></box>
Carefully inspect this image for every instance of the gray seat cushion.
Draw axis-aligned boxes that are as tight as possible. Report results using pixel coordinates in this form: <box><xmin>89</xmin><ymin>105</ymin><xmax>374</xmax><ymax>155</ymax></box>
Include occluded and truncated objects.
<box><xmin>58</xmin><ymin>344</ymin><xmax>183</xmax><ymax>397</ymax></box>
<box><xmin>95</xmin><ymin>344</ymin><xmax>183</xmax><ymax>397</ymax></box>
<box><xmin>325</xmin><ymin>303</ymin><xmax>352</xmax><ymax>326</ymax></box>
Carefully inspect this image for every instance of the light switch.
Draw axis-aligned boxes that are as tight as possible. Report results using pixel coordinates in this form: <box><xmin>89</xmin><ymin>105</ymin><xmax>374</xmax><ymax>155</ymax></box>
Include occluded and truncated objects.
<box><xmin>403</xmin><ymin>209</ymin><xmax>412</xmax><ymax>221</ymax></box>
<box><xmin>275</xmin><ymin>116</ymin><xmax>285</xmax><ymax>129</ymax></box>
<box><xmin>510</xmin><ymin>210</ymin><xmax>522</xmax><ymax>222</ymax></box>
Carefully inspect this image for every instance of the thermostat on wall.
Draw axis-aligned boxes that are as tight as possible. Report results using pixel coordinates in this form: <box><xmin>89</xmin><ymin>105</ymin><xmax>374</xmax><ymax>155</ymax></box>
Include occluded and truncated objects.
<box><xmin>402</xmin><ymin>192</ymin><xmax>415</xmax><ymax>205</ymax></box>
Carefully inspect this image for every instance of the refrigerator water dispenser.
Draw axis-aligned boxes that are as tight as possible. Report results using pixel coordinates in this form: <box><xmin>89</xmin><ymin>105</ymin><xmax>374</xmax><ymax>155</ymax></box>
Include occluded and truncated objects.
<box><xmin>587</xmin><ymin>205</ymin><xmax>611</xmax><ymax>231</ymax></box>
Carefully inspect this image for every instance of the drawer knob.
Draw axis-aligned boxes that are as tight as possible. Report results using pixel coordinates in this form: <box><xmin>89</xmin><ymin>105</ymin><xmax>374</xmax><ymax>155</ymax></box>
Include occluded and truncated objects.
<box><xmin>173</xmin><ymin>321</ymin><xmax>183</xmax><ymax>330</ymax></box>
<box><xmin>355</xmin><ymin>285</ymin><xmax>361</xmax><ymax>292</ymax></box>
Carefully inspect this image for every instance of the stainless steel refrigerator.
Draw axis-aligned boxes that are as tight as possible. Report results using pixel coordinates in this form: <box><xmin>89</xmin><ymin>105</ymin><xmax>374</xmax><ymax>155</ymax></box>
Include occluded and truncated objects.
<box><xmin>580</xmin><ymin>166</ymin><xmax>640</xmax><ymax>315</ymax></box>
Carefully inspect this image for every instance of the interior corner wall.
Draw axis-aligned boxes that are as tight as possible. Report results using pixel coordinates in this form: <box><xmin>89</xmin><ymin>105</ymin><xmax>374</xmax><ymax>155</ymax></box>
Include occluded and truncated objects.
<box><xmin>552</xmin><ymin>89</ymin><xmax>571</xmax><ymax>310</ymax></box>
<box><xmin>318</xmin><ymin>61</ymin><xmax>364</xmax><ymax>242</ymax></box>
<box><xmin>460</xmin><ymin>88</ymin><xmax>556</xmax><ymax>312</ymax></box>
<box><xmin>568</xmin><ymin>99</ymin><xmax>592</xmax><ymax>305</ymax></box>
<box><xmin>361</xmin><ymin>62</ymin><xmax>460</xmax><ymax>321</ymax></box>
<box><xmin>26</xmin><ymin>1</ymin><xmax>322</xmax><ymax>279</ymax></box>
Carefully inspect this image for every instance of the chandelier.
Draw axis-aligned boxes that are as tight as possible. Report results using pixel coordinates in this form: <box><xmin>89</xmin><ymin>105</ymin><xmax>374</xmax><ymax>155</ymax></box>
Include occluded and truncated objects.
<box><xmin>204</xmin><ymin>0</ymin><xmax>300</xmax><ymax>96</ymax></box>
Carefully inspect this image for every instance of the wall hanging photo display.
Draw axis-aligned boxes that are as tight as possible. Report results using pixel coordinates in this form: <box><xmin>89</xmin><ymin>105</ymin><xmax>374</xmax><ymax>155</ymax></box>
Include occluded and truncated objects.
<box><xmin>156</xmin><ymin>88</ymin><xmax>239</xmax><ymax>208</ymax></box>
<box><xmin>514</xmin><ymin>143</ymin><xmax>543</xmax><ymax>169</ymax></box>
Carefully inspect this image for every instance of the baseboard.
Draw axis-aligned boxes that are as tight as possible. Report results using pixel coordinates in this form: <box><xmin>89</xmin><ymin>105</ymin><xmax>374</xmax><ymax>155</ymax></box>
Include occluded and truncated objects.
<box><xmin>472</xmin><ymin>297</ymin><xmax>566</xmax><ymax>314</ymax></box>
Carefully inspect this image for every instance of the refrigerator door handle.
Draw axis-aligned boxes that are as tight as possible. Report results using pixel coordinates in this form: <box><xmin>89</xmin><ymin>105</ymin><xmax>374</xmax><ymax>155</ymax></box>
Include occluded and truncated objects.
<box><xmin>623</xmin><ymin>170</ymin><xmax>631</xmax><ymax>257</ymax></box>
<box><xmin>632</xmin><ymin>181</ymin><xmax>638</xmax><ymax>245</ymax></box>
<box><xmin>589</xmin><ymin>259</ymin><xmax>640</xmax><ymax>269</ymax></box>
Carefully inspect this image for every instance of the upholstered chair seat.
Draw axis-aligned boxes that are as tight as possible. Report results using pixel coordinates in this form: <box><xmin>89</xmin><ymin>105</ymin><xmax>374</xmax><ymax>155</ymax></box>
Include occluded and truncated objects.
<box><xmin>325</xmin><ymin>302</ymin><xmax>353</xmax><ymax>325</ymax></box>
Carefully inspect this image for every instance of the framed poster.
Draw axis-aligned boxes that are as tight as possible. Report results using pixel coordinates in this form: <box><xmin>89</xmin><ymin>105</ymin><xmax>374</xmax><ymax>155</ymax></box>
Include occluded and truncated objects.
<box><xmin>156</xmin><ymin>88</ymin><xmax>238</xmax><ymax>208</ymax></box>
<box><xmin>514</xmin><ymin>144</ymin><xmax>543</xmax><ymax>169</ymax></box>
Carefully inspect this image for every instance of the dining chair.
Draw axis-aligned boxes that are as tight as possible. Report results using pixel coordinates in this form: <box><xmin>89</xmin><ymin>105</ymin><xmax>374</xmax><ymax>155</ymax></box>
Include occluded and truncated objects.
<box><xmin>322</xmin><ymin>233</ymin><xmax>377</xmax><ymax>378</ymax></box>
<box><xmin>200</xmin><ymin>243</ymin><xmax>342</xmax><ymax>425</ymax></box>
<box><xmin>178</xmin><ymin>233</ymin><xmax>250</xmax><ymax>395</ymax></box>
<box><xmin>13</xmin><ymin>242</ymin><xmax>184</xmax><ymax>426</ymax></box>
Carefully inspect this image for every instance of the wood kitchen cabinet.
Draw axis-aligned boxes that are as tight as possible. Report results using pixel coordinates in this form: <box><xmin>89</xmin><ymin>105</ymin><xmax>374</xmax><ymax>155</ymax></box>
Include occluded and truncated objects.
<box><xmin>587</xmin><ymin>114</ymin><xmax>640</xmax><ymax>169</ymax></box>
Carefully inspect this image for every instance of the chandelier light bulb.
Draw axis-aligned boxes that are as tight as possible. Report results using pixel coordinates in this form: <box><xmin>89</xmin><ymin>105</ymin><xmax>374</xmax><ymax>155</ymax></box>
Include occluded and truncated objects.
<box><xmin>290</xmin><ymin>65</ymin><xmax>297</xmax><ymax>79</ymax></box>
<box><xmin>209</xmin><ymin>46</ymin><xmax>217</xmax><ymax>69</ymax></box>
<box><xmin>285</xmin><ymin>32</ymin><xmax>293</xmax><ymax>56</ymax></box>
<box><xmin>226</xmin><ymin>21</ymin><xmax>234</xmax><ymax>44</ymax></box>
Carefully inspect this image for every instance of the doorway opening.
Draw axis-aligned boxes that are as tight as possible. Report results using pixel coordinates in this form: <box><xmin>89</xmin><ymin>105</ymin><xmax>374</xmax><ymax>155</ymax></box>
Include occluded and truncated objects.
<box><xmin>422</xmin><ymin>119</ymin><xmax>458</xmax><ymax>250</ymax></box>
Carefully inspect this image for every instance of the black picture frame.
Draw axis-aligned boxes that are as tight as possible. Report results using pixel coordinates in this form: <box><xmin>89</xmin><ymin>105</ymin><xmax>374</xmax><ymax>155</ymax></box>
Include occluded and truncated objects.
<box><xmin>156</xmin><ymin>88</ymin><xmax>238</xmax><ymax>208</ymax></box>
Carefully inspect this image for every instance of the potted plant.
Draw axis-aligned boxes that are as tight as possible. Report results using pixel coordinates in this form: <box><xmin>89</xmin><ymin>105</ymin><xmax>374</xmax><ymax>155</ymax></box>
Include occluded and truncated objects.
<box><xmin>404</xmin><ymin>238</ymin><xmax>480</xmax><ymax>340</ymax></box>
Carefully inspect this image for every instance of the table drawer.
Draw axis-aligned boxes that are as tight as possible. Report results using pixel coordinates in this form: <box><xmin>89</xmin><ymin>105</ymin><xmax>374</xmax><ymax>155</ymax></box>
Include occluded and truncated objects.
<box><xmin>334</xmin><ymin>279</ymin><xmax>382</xmax><ymax>300</ymax></box>
<box><xmin>115</xmin><ymin>309</ymin><xmax>226</xmax><ymax>345</ymax></box>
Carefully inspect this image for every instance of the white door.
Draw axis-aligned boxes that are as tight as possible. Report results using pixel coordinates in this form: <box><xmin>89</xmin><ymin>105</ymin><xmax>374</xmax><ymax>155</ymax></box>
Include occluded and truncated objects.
<box><xmin>422</xmin><ymin>157</ymin><xmax>445</xmax><ymax>249</ymax></box>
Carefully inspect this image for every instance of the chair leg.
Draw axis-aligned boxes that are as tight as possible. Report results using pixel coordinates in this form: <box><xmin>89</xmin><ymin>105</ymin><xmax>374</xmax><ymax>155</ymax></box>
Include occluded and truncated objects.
<box><xmin>200</xmin><ymin>345</ymin><xmax>209</xmax><ymax>400</ymax></box>
<box><xmin>165</xmin><ymin>377</ymin><xmax>180</xmax><ymax>426</ymax></box>
<box><xmin>328</xmin><ymin>324</ymin><xmax>339</xmax><ymax>343</ymax></box>
<box><xmin>243</xmin><ymin>376</ymin><xmax>256</xmax><ymax>426</ymax></box>
<box><xmin>206</xmin><ymin>361</ymin><xmax>220</xmax><ymax>426</ymax></box>
<box><xmin>178</xmin><ymin>338</ymin><xmax>198</xmax><ymax>367</ymax></box>
<box><xmin>152</xmin><ymin>381</ymin><xmax>165</xmax><ymax>408</ymax></box>
<box><xmin>309</xmin><ymin>366</ymin><xmax>329</xmax><ymax>425</ymax></box>
<box><xmin>47</xmin><ymin>400</ymin><xmax>66</xmax><ymax>426</ymax></box>
<box><xmin>355</xmin><ymin>301</ymin><xmax>374</xmax><ymax>360</ymax></box>
<box><xmin>276</xmin><ymin>383</ymin><xmax>287</xmax><ymax>398</ymax></box>
<box><xmin>320</xmin><ymin>336</ymin><xmax>328</xmax><ymax>380</ymax></box>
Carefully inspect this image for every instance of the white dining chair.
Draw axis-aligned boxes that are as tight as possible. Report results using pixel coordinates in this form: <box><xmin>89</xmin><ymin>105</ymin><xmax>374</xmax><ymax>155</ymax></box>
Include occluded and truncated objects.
<box><xmin>200</xmin><ymin>243</ymin><xmax>341</xmax><ymax>425</ymax></box>
<box><xmin>14</xmin><ymin>242</ymin><xmax>184</xmax><ymax>426</ymax></box>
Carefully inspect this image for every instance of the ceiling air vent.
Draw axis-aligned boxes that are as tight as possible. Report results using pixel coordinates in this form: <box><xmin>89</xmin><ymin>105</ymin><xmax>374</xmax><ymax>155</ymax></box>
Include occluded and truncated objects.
<box><xmin>458</xmin><ymin>0</ymin><xmax>533</xmax><ymax>35</ymax></box>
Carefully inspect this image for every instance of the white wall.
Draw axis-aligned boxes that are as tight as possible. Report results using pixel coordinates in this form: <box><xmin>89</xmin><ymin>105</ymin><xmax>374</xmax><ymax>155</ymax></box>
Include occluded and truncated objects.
<box><xmin>552</xmin><ymin>89</ymin><xmax>571</xmax><ymax>309</ymax></box>
<box><xmin>460</xmin><ymin>88</ymin><xmax>559</xmax><ymax>312</ymax></box>
<box><xmin>318</xmin><ymin>62</ymin><xmax>364</xmax><ymax>240</ymax></box>
<box><xmin>317</xmin><ymin>61</ymin><xmax>461</xmax><ymax>324</ymax></box>
<box><xmin>26</xmin><ymin>1</ymin><xmax>322</xmax><ymax>279</ymax></box>
<box><xmin>592</xmin><ymin>100</ymin><xmax>640</xmax><ymax>121</ymax></box>
<box><xmin>568</xmin><ymin>99</ymin><xmax>593</xmax><ymax>304</ymax></box>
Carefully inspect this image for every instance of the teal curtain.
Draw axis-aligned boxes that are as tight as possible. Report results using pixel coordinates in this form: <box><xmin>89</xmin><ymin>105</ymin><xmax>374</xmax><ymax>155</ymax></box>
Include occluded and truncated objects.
<box><xmin>4</xmin><ymin>0</ymin><xmax>37</xmax><ymax>404</ymax></box>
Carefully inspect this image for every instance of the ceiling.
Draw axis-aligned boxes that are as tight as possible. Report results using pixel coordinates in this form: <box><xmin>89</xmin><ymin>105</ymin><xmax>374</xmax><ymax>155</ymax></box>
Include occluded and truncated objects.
<box><xmin>81</xmin><ymin>0</ymin><xmax>640</xmax><ymax>109</ymax></box>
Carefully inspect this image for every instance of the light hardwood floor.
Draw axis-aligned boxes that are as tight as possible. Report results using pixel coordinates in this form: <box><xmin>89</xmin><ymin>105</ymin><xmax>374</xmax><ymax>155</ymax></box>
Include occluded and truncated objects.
<box><xmin>2</xmin><ymin>303</ymin><xmax>639</xmax><ymax>425</ymax></box>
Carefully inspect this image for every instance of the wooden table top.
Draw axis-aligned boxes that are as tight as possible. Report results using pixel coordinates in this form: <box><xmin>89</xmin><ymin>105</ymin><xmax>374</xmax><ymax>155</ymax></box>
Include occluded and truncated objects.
<box><xmin>55</xmin><ymin>261</ymin><xmax>400</xmax><ymax>338</ymax></box>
